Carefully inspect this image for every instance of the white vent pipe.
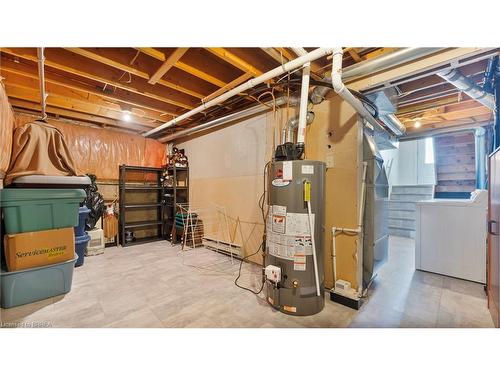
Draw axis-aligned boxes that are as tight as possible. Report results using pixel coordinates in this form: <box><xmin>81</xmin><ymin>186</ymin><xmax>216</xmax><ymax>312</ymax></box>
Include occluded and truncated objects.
<box><xmin>290</xmin><ymin>48</ymin><xmax>311</xmax><ymax>145</ymax></box>
<box><xmin>36</xmin><ymin>47</ymin><xmax>47</xmax><ymax>121</ymax></box>
<box><xmin>144</xmin><ymin>48</ymin><xmax>334</xmax><ymax>137</ymax></box>
<box><xmin>437</xmin><ymin>68</ymin><xmax>495</xmax><ymax>110</ymax></box>
<box><xmin>330</xmin><ymin>48</ymin><xmax>384</xmax><ymax>132</ymax></box>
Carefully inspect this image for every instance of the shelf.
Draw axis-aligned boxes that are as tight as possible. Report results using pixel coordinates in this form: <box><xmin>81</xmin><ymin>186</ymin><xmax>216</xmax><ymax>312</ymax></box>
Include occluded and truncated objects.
<box><xmin>121</xmin><ymin>165</ymin><xmax>164</xmax><ymax>172</ymax></box>
<box><xmin>124</xmin><ymin>186</ymin><xmax>162</xmax><ymax>191</ymax></box>
<box><xmin>122</xmin><ymin>235</ymin><xmax>164</xmax><ymax>247</ymax></box>
<box><xmin>167</xmin><ymin>166</ymin><xmax>188</xmax><ymax>171</ymax></box>
<box><xmin>124</xmin><ymin>220</ymin><xmax>163</xmax><ymax>229</ymax></box>
<box><xmin>124</xmin><ymin>203</ymin><xmax>162</xmax><ymax>209</ymax></box>
<box><xmin>164</xmin><ymin>186</ymin><xmax>188</xmax><ymax>190</ymax></box>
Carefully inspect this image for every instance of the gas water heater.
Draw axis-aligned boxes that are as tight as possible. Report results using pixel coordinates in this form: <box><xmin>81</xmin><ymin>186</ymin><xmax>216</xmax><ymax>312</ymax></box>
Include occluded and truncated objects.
<box><xmin>265</xmin><ymin>160</ymin><xmax>325</xmax><ymax>316</ymax></box>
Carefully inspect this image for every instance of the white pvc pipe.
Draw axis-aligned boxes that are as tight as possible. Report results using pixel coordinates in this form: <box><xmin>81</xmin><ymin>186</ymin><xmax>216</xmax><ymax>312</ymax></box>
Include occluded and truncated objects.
<box><xmin>290</xmin><ymin>47</ymin><xmax>310</xmax><ymax>145</ymax></box>
<box><xmin>36</xmin><ymin>47</ymin><xmax>47</xmax><ymax>121</ymax></box>
<box><xmin>144</xmin><ymin>47</ymin><xmax>334</xmax><ymax>137</ymax></box>
<box><xmin>297</xmin><ymin>62</ymin><xmax>310</xmax><ymax>145</ymax></box>
<box><xmin>307</xmin><ymin>200</ymin><xmax>321</xmax><ymax>297</ymax></box>
<box><xmin>330</xmin><ymin>161</ymin><xmax>368</xmax><ymax>292</ymax></box>
<box><xmin>330</xmin><ymin>48</ymin><xmax>384</xmax><ymax>133</ymax></box>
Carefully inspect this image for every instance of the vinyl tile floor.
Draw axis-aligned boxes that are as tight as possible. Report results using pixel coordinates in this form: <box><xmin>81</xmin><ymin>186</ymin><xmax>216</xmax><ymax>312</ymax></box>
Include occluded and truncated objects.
<box><xmin>0</xmin><ymin>236</ymin><xmax>494</xmax><ymax>328</ymax></box>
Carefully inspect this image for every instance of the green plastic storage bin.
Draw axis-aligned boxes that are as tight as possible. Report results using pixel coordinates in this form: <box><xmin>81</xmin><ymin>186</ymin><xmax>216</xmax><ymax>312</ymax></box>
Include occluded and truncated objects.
<box><xmin>0</xmin><ymin>188</ymin><xmax>86</xmax><ymax>234</ymax></box>
<box><xmin>0</xmin><ymin>256</ymin><xmax>77</xmax><ymax>308</ymax></box>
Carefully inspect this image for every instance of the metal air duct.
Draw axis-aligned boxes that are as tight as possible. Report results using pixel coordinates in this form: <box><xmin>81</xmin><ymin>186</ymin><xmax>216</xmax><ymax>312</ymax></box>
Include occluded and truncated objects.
<box><xmin>437</xmin><ymin>68</ymin><xmax>495</xmax><ymax>110</ymax></box>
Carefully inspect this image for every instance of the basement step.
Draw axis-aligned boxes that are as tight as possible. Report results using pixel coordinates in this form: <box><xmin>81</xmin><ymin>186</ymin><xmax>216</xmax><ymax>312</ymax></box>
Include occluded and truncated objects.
<box><xmin>387</xmin><ymin>184</ymin><xmax>434</xmax><ymax>239</ymax></box>
<box><xmin>388</xmin><ymin>218</ymin><xmax>415</xmax><ymax>230</ymax></box>
<box><xmin>389</xmin><ymin>227</ymin><xmax>415</xmax><ymax>239</ymax></box>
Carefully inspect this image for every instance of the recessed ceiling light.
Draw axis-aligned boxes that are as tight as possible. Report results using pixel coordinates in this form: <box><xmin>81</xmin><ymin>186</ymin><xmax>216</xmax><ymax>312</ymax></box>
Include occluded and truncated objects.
<box><xmin>414</xmin><ymin>120</ymin><xmax>421</xmax><ymax>128</ymax></box>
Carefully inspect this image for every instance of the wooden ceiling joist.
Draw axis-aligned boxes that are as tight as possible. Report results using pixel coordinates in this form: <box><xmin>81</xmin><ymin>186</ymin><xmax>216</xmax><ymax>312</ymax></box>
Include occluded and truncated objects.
<box><xmin>3</xmin><ymin>79</ymin><xmax>159</xmax><ymax>129</ymax></box>
<box><xmin>148</xmin><ymin>48</ymin><xmax>189</xmax><ymax>85</ymax></box>
<box><xmin>0</xmin><ymin>48</ymin><xmax>199</xmax><ymax>113</ymax></box>
<box><xmin>261</xmin><ymin>48</ymin><xmax>289</xmax><ymax>64</ymax></box>
<box><xmin>202</xmin><ymin>72</ymin><xmax>253</xmax><ymax>103</ymax></box>
<box><xmin>206</xmin><ymin>48</ymin><xmax>263</xmax><ymax>77</ymax></box>
<box><xmin>136</xmin><ymin>47</ymin><xmax>228</xmax><ymax>88</ymax></box>
<box><xmin>0</xmin><ymin>48</ymin><xmax>197</xmax><ymax>111</ymax></box>
<box><xmin>59</xmin><ymin>48</ymin><xmax>205</xmax><ymax>100</ymax></box>
<box><xmin>1</xmin><ymin>59</ymin><xmax>179</xmax><ymax>119</ymax></box>
<box><xmin>6</xmin><ymin>84</ymin><xmax>157</xmax><ymax>129</ymax></box>
<box><xmin>10</xmin><ymin>98</ymin><xmax>152</xmax><ymax>132</ymax></box>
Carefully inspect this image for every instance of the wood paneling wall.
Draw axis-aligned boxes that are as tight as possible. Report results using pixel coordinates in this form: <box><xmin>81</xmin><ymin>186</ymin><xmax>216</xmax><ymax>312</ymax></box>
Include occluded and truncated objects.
<box><xmin>434</xmin><ymin>131</ymin><xmax>476</xmax><ymax>194</ymax></box>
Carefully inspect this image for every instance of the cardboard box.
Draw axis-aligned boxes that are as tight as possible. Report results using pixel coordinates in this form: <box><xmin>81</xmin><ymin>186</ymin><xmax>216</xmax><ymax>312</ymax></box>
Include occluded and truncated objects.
<box><xmin>3</xmin><ymin>227</ymin><xmax>75</xmax><ymax>272</ymax></box>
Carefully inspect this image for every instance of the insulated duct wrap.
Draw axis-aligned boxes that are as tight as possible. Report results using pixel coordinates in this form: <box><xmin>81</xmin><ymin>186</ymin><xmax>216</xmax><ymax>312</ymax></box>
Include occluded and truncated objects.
<box><xmin>13</xmin><ymin>114</ymin><xmax>167</xmax><ymax>181</ymax></box>
<box><xmin>0</xmin><ymin>83</ymin><xmax>15</xmax><ymax>179</ymax></box>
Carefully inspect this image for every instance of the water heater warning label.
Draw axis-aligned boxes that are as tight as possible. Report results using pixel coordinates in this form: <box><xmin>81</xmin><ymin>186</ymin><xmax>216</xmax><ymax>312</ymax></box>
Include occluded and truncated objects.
<box><xmin>272</xmin><ymin>215</ymin><xmax>286</xmax><ymax>234</ymax></box>
<box><xmin>267</xmin><ymin>207</ymin><xmax>314</xmax><ymax>263</ymax></box>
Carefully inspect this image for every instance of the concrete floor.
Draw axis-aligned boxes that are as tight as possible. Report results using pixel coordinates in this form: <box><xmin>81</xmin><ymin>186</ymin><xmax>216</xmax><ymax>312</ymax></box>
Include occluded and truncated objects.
<box><xmin>0</xmin><ymin>236</ymin><xmax>494</xmax><ymax>328</ymax></box>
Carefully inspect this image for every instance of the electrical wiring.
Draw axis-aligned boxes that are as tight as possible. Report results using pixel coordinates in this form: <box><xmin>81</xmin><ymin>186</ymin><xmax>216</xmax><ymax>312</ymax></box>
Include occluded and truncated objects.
<box><xmin>234</xmin><ymin>242</ymin><xmax>265</xmax><ymax>295</ymax></box>
<box><xmin>234</xmin><ymin>161</ymin><xmax>270</xmax><ymax>295</ymax></box>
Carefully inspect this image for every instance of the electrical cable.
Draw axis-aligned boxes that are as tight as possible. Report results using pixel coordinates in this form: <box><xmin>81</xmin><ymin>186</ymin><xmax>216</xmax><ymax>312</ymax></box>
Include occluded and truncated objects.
<box><xmin>234</xmin><ymin>161</ymin><xmax>270</xmax><ymax>295</ymax></box>
<box><xmin>234</xmin><ymin>242</ymin><xmax>265</xmax><ymax>294</ymax></box>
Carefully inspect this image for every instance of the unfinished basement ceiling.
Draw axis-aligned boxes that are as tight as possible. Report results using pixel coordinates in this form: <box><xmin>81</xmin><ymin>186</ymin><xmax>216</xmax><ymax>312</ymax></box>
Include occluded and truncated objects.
<box><xmin>0</xmin><ymin>47</ymin><xmax>498</xmax><ymax>139</ymax></box>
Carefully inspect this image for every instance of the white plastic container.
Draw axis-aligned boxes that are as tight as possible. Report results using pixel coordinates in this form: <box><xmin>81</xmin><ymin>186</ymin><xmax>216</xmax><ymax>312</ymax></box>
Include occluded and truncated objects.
<box><xmin>85</xmin><ymin>228</ymin><xmax>105</xmax><ymax>256</ymax></box>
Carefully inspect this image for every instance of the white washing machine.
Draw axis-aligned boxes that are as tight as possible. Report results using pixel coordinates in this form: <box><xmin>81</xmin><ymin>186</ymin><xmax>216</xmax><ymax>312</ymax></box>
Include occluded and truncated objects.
<box><xmin>415</xmin><ymin>189</ymin><xmax>487</xmax><ymax>283</ymax></box>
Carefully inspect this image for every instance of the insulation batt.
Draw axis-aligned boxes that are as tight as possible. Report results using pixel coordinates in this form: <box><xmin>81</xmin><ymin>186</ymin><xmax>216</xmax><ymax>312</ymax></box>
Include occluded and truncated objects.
<box><xmin>13</xmin><ymin>113</ymin><xmax>167</xmax><ymax>181</ymax></box>
<box><xmin>0</xmin><ymin>83</ymin><xmax>14</xmax><ymax>178</ymax></box>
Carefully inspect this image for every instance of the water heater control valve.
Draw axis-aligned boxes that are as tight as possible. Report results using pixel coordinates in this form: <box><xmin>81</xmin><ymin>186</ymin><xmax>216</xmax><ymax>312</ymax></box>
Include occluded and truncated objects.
<box><xmin>265</xmin><ymin>265</ymin><xmax>281</xmax><ymax>284</ymax></box>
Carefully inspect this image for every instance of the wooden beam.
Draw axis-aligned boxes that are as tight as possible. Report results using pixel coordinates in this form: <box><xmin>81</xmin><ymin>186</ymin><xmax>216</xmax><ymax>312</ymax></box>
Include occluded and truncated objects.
<box><xmin>1</xmin><ymin>68</ymin><xmax>168</xmax><ymax>123</ymax></box>
<box><xmin>1</xmin><ymin>59</ymin><xmax>178</xmax><ymax>119</ymax></box>
<box><xmin>174</xmin><ymin>61</ymin><xmax>227</xmax><ymax>87</ymax></box>
<box><xmin>275</xmin><ymin>48</ymin><xmax>295</xmax><ymax>62</ymax></box>
<box><xmin>202</xmin><ymin>72</ymin><xmax>253</xmax><ymax>102</ymax></box>
<box><xmin>346</xmin><ymin>48</ymin><xmax>363</xmax><ymax>62</ymax></box>
<box><xmin>10</xmin><ymin>98</ymin><xmax>151</xmax><ymax>132</ymax></box>
<box><xmin>261</xmin><ymin>48</ymin><xmax>289</xmax><ymax>64</ymax></box>
<box><xmin>0</xmin><ymin>48</ymin><xmax>198</xmax><ymax>109</ymax></box>
<box><xmin>65</xmin><ymin>47</ymin><xmax>149</xmax><ymax>79</ymax></box>
<box><xmin>59</xmin><ymin>48</ymin><xmax>204</xmax><ymax>99</ymax></box>
<box><xmin>135</xmin><ymin>47</ymin><xmax>227</xmax><ymax>87</ymax></box>
<box><xmin>148</xmin><ymin>48</ymin><xmax>188</xmax><ymax>85</ymax></box>
<box><xmin>4</xmin><ymin>82</ymin><xmax>159</xmax><ymax>129</ymax></box>
<box><xmin>205</xmin><ymin>48</ymin><xmax>263</xmax><ymax>76</ymax></box>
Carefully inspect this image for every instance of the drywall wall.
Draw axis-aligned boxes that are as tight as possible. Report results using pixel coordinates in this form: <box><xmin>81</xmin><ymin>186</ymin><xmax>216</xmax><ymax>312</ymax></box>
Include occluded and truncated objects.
<box><xmin>177</xmin><ymin>97</ymin><xmax>363</xmax><ymax>290</ymax></box>
<box><xmin>381</xmin><ymin>138</ymin><xmax>436</xmax><ymax>186</ymax></box>
<box><xmin>177</xmin><ymin>113</ymin><xmax>274</xmax><ymax>264</ymax></box>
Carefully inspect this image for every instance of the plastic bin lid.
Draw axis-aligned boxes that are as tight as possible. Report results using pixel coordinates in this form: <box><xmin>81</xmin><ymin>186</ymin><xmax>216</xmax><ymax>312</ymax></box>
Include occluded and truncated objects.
<box><xmin>0</xmin><ymin>255</ymin><xmax>78</xmax><ymax>275</ymax></box>
<box><xmin>12</xmin><ymin>175</ymin><xmax>91</xmax><ymax>185</ymax></box>
<box><xmin>0</xmin><ymin>188</ymin><xmax>86</xmax><ymax>206</ymax></box>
